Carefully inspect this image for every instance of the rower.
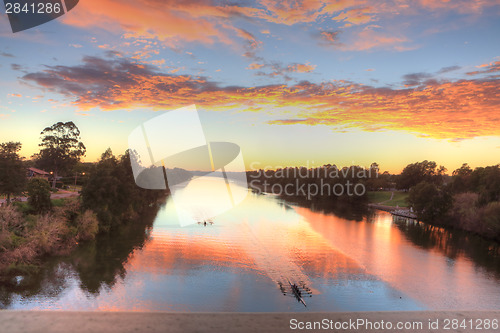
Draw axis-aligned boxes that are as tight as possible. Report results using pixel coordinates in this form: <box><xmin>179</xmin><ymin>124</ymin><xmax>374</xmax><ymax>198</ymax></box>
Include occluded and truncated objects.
<box><xmin>293</xmin><ymin>284</ymin><xmax>301</xmax><ymax>297</ymax></box>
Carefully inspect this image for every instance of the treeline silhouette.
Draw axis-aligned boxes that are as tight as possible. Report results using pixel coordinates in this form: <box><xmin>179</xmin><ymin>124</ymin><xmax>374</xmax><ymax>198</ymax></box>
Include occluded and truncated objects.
<box><xmin>247</xmin><ymin>163</ymin><xmax>381</xmax><ymax>204</ymax></box>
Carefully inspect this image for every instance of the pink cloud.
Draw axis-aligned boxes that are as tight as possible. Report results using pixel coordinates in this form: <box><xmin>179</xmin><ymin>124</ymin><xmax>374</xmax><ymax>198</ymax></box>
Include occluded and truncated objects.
<box><xmin>21</xmin><ymin>55</ymin><xmax>500</xmax><ymax>141</ymax></box>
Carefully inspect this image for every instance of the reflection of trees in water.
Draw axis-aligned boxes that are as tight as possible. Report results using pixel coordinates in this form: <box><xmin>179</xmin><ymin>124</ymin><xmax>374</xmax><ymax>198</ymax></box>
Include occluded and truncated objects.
<box><xmin>275</xmin><ymin>200</ymin><xmax>295</xmax><ymax>212</ymax></box>
<box><xmin>284</xmin><ymin>196</ymin><xmax>370</xmax><ymax>222</ymax></box>
<box><xmin>0</xmin><ymin>262</ymin><xmax>72</xmax><ymax>309</ymax></box>
<box><xmin>393</xmin><ymin>217</ymin><xmax>500</xmax><ymax>278</ymax></box>
<box><xmin>0</xmin><ymin>205</ymin><xmax>160</xmax><ymax>308</ymax></box>
<box><xmin>71</xmin><ymin>205</ymin><xmax>160</xmax><ymax>294</ymax></box>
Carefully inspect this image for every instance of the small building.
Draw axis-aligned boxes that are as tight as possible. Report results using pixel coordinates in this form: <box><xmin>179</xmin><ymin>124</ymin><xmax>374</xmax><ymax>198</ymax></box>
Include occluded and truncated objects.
<box><xmin>27</xmin><ymin>167</ymin><xmax>50</xmax><ymax>181</ymax></box>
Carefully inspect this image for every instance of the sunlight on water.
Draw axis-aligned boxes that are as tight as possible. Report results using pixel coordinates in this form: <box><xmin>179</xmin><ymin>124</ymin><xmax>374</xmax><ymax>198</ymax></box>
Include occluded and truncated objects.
<box><xmin>168</xmin><ymin>176</ymin><xmax>248</xmax><ymax>227</ymax></box>
<box><xmin>299</xmin><ymin>208</ymin><xmax>500</xmax><ymax>309</ymax></box>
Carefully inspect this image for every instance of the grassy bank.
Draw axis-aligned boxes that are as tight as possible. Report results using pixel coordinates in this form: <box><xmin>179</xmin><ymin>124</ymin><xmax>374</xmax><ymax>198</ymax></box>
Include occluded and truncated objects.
<box><xmin>367</xmin><ymin>191</ymin><xmax>409</xmax><ymax>207</ymax></box>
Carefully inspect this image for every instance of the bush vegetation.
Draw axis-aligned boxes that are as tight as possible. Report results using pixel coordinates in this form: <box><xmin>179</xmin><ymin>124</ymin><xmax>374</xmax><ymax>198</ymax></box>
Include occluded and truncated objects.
<box><xmin>405</xmin><ymin>162</ymin><xmax>500</xmax><ymax>241</ymax></box>
<box><xmin>81</xmin><ymin>148</ymin><xmax>166</xmax><ymax>232</ymax></box>
<box><xmin>0</xmin><ymin>200</ymin><xmax>99</xmax><ymax>276</ymax></box>
<box><xmin>26</xmin><ymin>178</ymin><xmax>52</xmax><ymax>214</ymax></box>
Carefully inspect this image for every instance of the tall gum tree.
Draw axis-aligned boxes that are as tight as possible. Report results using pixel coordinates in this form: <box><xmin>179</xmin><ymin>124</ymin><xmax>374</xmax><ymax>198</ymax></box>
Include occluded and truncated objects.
<box><xmin>35</xmin><ymin>122</ymin><xmax>86</xmax><ymax>188</ymax></box>
<box><xmin>0</xmin><ymin>142</ymin><xmax>26</xmax><ymax>204</ymax></box>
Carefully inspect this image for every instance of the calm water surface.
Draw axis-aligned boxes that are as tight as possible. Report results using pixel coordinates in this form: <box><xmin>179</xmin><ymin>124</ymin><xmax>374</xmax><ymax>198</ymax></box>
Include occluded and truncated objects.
<box><xmin>2</xmin><ymin>180</ymin><xmax>500</xmax><ymax>311</ymax></box>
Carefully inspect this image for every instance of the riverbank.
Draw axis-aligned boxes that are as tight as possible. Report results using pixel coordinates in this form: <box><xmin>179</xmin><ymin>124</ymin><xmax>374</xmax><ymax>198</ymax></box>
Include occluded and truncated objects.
<box><xmin>1</xmin><ymin>311</ymin><xmax>499</xmax><ymax>333</ymax></box>
<box><xmin>368</xmin><ymin>193</ymin><xmax>500</xmax><ymax>244</ymax></box>
<box><xmin>0</xmin><ymin>198</ymin><xmax>99</xmax><ymax>279</ymax></box>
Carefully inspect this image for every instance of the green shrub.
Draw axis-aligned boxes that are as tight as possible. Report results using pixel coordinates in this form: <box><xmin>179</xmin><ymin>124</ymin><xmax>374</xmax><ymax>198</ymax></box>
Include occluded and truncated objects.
<box><xmin>12</xmin><ymin>201</ymin><xmax>31</xmax><ymax>215</ymax></box>
<box><xmin>51</xmin><ymin>198</ymin><xmax>66</xmax><ymax>207</ymax></box>
<box><xmin>27</xmin><ymin>178</ymin><xmax>52</xmax><ymax>214</ymax></box>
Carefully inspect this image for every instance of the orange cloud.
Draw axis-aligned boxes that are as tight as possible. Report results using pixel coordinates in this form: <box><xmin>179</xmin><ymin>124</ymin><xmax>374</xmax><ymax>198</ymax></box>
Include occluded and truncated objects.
<box><xmin>21</xmin><ymin>55</ymin><xmax>500</xmax><ymax>140</ymax></box>
<box><xmin>245</xmin><ymin>61</ymin><xmax>317</xmax><ymax>77</ymax></box>
<box><xmin>287</xmin><ymin>63</ymin><xmax>316</xmax><ymax>73</ymax></box>
<box><xmin>333</xmin><ymin>7</ymin><xmax>375</xmax><ymax>26</ymax></box>
<box><xmin>7</xmin><ymin>93</ymin><xmax>22</xmax><ymax>98</ymax></box>
<box><xmin>466</xmin><ymin>61</ymin><xmax>500</xmax><ymax>76</ymax></box>
<box><xmin>60</xmin><ymin>0</ymin><xmax>243</xmax><ymax>48</ymax></box>
<box><xmin>317</xmin><ymin>26</ymin><xmax>412</xmax><ymax>52</ymax></box>
<box><xmin>55</xmin><ymin>0</ymin><xmax>388</xmax><ymax>53</ymax></box>
<box><xmin>252</xmin><ymin>0</ymin><xmax>327</xmax><ymax>25</ymax></box>
<box><xmin>234</xmin><ymin>28</ymin><xmax>261</xmax><ymax>50</ymax></box>
<box><xmin>247</xmin><ymin>63</ymin><xmax>265</xmax><ymax>70</ymax></box>
<box><xmin>147</xmin><ymin>59</ymin><xmax>166</xmax><ymax>66</ymax></box>
<box><xmin>253</xmin><ymin>0</ymin><xmax>500</xmax><ymax>53</ymax></box>
<box><xmin>252</xmin><ymin>0</ymin><xmax>376</xmax><ymax>26</ymax></box>
<box><xmin>341</xmin><ymin>26</ymin><xmax>410</xmax><ymax>51</ymax></box>
<box><xmin>246</xmin><ymin>0</ymin><xmax>498</xmax><ymax>28</ymax></box>
<box><xmin>58</xmin><ymin>0</ymin><xmax>500</xmax><ymax>56</ymax></box>
<box><xmin>320</xmin><ymin>31</ymin><xmax>341</xmax><ymax>43</ymax></box>
<box><xmin>417</xmin><ymin>0</ymin><xmax>499</xmax><ymax>13</ymax></box>
<box><xmin>270</xmin><ymin>79</ymin><xmax>500</xmax><ymax>140</ymax></box>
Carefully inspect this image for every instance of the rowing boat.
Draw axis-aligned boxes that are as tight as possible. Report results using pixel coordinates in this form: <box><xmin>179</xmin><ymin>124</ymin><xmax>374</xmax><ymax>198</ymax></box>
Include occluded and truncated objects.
<box><xmin>288</xmin><ymin>281</ymin><xmax>307</xmax><ymax>307</ymax></box>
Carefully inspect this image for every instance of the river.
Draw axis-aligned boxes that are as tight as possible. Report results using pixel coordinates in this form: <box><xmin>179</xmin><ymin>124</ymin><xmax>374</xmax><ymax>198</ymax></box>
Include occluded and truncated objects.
<box><xmin>1</xmin><ymin>180</ymin><xmax>500</xmax><ymax>311</ymax></box>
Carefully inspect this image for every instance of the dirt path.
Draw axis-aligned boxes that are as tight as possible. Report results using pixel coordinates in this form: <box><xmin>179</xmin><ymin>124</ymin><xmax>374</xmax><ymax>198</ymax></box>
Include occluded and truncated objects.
<box><xmin>377</xmin><ymin>191</ymin><xmax>394</xmax><ymax>205</ymax></box>
<box><xmin>0</xmin><ymin>190</ymin><xmax>79</xmax><ymax>205</ymax></box>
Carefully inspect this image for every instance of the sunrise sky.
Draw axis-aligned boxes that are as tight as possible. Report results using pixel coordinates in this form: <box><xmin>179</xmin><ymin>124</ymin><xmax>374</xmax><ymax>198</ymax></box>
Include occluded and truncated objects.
<box><xmin>0</xmin><ymin>0</ymin><xmax>499</xmax><ymax>173</ymax></box>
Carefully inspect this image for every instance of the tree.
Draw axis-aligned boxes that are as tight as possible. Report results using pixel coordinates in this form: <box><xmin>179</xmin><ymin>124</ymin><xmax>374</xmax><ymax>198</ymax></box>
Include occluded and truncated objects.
<box><xmin>477</xmin><ymin>165</ymin><xmax>500</xmax><ymax>205</ymax></box>
<box><xmin>81</xmin><ymin>148</ymin><xmax>119</xmax><ymax>230</ymax></box>
<box><xmin>408</xmin><ymin>181</ymin><xmax>452</xmax><ymax>223</ymax></box>
<box><xmin>482</xmin><ymin>202</ymin><xmax>500</xmax><ymax>241</ymax></box>
<box><xmin>397</xmin><ymin>160</ymin><xmax>446</xmax><ymax>190</ymax></box>
<box><xmin>0</xmin><ymin>142</ymin><xmax>26</xmax><ymax>204</ymax></box>
<box><xmin>35</xmin><ymin>122</ymin><xmax>86</xmax><ymax>188</ymax></box>
<box><xmin>81</xmin><ymin>148</ymin><xmax>166</xmax><ymax>232</ymax></box>
<box><xmin>27</xmin><ymin>178</ymin><xmax>52</xmax><ymax>213</ymax></box>
<box><xmin>452</xmin><ymin>163</ymin><xmax>473</xmax><ymax>177</ymax></box>
<box><xmin>450</xmin><ymin>163</ymin><xmax>473</xmax><ymax>193</ymax></box>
